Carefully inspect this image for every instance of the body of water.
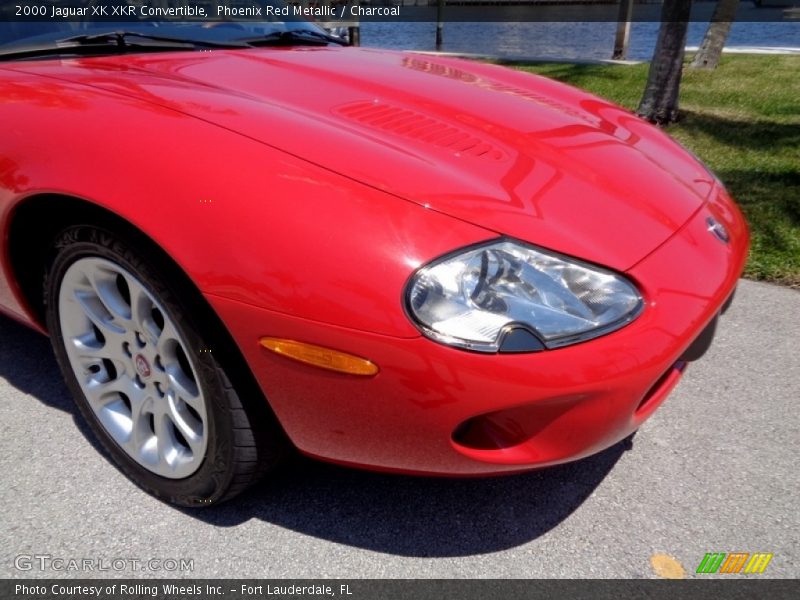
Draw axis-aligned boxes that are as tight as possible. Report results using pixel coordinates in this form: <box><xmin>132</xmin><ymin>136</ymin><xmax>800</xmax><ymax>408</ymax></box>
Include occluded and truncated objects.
<box><xmin>359</xmin><ymin>15</ymin><xmax>800</xmax><ymax>61</ymax></box>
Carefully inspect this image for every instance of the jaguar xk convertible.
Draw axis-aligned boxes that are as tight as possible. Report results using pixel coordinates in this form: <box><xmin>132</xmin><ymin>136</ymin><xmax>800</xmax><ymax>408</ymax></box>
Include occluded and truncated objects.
<box><xmin>0</xmin><ymin>9</ymin><xmax>748</xmax><ymax>506</ymax></box>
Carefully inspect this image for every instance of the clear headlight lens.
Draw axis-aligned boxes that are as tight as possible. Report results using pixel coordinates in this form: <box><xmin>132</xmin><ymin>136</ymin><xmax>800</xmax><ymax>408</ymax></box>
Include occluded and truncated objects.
<box><xmin>406</xmin><ymin>240</ymin><xmax>643</xmax><ymax>353</ymax></box>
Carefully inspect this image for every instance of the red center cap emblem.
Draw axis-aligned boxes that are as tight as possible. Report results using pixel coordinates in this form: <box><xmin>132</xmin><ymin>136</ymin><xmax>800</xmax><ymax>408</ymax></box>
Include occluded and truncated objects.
<box><xmin>134</xmin><ymin>354</ymin><xmax>151</xmax><ymax>379</ymax></box>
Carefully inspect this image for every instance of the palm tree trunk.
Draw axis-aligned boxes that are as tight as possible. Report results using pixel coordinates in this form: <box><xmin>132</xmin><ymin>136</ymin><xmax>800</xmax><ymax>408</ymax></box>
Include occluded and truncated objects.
<box><xmin>613</xmin><ymin>0</ymin><xmax>634</xmax><ymax>60</ymax></box>
<box><xmin>691</xmin><ymin>0</ymin><xmax>740</xmax><ymax>69</ymax></box>
<box><xmin>636</xmin><ymin>0</ymin><xmax>693</xmax><ymax>125</ymax></box>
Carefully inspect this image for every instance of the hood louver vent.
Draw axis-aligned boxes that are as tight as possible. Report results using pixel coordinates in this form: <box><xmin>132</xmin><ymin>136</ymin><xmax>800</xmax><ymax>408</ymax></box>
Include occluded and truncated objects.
<box><xmin>337</xmin><ymin>101</ymin><xmax>505</xmax><ymax>161</ymax></box>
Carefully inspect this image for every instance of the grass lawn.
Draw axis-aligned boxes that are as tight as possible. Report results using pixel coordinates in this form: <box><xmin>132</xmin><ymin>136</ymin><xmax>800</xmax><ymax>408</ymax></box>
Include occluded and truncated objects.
<box><xmin>512</xmin><ymin>55</ymin><xmax>800</xmax><ymax>287</ymax></box>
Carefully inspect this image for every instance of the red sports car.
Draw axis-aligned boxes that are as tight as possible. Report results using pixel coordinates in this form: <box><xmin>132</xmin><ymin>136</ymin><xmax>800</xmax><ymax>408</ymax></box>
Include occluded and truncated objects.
<box><xmin>0</xmin><ymin>9</ymin><xmax>748</xmax><ymax>506</ymax></box>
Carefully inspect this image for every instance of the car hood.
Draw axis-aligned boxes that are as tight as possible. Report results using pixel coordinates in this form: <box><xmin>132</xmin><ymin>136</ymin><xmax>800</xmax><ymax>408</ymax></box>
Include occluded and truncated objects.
<box><xmin>21</xmin><ymin>47</ymin><xmax>715</xmax><ymax>270</ymax></box>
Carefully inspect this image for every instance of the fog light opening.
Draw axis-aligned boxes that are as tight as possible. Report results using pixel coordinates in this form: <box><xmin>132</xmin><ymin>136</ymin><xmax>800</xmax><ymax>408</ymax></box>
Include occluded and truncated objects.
<box><xmin>452</xmin><ymin>414</ymin><xmax>529</xmax><ymax>451</ymax></box>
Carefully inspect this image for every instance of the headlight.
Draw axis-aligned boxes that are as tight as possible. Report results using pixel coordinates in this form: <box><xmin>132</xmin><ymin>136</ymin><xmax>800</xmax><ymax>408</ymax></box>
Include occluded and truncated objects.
<box><xmin>405</xmin><ymin>240</ymin><xmax>643</xmax><ymax>353</ymax></box>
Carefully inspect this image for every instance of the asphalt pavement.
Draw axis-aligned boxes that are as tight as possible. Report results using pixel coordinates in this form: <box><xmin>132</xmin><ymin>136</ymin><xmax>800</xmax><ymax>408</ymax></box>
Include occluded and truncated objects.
<box><xmin>1</xmin><ymin>279</ymin><xmax>797</xmax><ymax>579</ymax></box>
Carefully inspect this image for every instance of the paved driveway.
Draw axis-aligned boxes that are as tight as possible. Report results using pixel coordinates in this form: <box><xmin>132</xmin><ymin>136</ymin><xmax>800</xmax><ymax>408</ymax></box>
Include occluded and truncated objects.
<box><xmin>1</xmin><ymin>279</ymin><xmax>797</xmax><ymax>578</ymax></box>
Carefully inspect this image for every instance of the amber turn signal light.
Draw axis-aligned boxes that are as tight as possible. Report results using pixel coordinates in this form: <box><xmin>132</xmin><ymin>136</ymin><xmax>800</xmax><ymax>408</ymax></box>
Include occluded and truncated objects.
<box><xmin>259</xmin><ymin>337</ymin><xmax>379</xmax><ymax>377</ymax></box>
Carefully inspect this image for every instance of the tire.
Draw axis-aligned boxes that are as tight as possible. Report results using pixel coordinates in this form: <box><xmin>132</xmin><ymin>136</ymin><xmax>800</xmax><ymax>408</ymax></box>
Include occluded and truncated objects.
<box><xmin>44</xmin><ymin>224</ymin><xmax>287</xmax><ymax>506</ymax></box>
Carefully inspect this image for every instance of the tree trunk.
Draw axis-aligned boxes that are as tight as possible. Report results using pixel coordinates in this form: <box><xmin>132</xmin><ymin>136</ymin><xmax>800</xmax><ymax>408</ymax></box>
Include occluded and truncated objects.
<box><xmin>436</xmin><ymin>0</ymin><xmax>444</xmax><ymax>50</ymax></box>
<box><xmin>636</xmin><ymin>0</ymin><xmax>693</xmax><ymax>125</ymax></box>
<box><xmin>690</xmin><ymin>0</ymin><xmax>740</xmax><ymax>69</ymax></box>
<box><xmin>613</xmin><ymin>0</ymin><xmax>634</xmax><ymax>60</ymax></box>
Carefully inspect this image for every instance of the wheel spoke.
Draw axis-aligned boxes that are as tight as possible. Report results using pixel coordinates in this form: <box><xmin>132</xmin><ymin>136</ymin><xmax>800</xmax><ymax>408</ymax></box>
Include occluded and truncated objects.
<box><xmin>73</xmin><ymin>288</ymin><xmax>126</xmax><ymax>336</ymax></box>
<box><xmin>129</xmin><ymin>399</ymin><xmax>154</xmax><ymax>456</ymax></box>
<box><xmin>74</xmin><ymin>263</ymin><xmax>139</xmax><ymax>335</ymax></box>
<box><xmin>167</xmin><ymin>403</ymin><xmax>204</xmax><ymax>456</ymax></box>
<box><xmin>154</xmin><ymin>320</ymin><xmax>180</xmax><ymax>360</ymax></box>
<box><xmin>69</xmin><ymin>331</ymin><xmax>111</xmax><ymax>361</ymax></box>
<box><xmin>154</xmin><ymin>411</ymin><xmax>174</xmax><ymax>465</ymax></box>
<box><xmin>126</xmin><ymin>276</ymin><xmax>162</xmax><ymax>346</ymax></box>
<box><xmin>85</xmin><ymin>265</ymin><xmax>132</xmax><ymax>321</ymax></box>
<box><xmin>83</xmin><ymin>373</ymin><xmax>140</xmax><ymax>408</ymax></box>
<box><xmin>176</xmin><ymin>389</ymin><xmax>205</xmax><ymax>416</ymax></box>
<box><xmin>165</xmin><ymin>362</ymin><xmax>200</xmax><ymax>402</ymax></box>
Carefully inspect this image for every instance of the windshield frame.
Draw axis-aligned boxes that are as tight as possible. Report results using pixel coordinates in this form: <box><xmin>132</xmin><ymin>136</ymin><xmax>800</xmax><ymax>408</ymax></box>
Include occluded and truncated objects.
<box><xmin>0</xmin><ymin>0</ymin><xmax>334</xmax><ymax>55</ymax></box>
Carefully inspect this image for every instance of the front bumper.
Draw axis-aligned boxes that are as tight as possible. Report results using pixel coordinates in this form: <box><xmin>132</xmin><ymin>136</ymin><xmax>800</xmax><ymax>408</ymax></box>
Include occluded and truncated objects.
<box><xmin>208</xmin><ymin>186</ymin><xmax>748</xmax><ymax>475</ymax></box>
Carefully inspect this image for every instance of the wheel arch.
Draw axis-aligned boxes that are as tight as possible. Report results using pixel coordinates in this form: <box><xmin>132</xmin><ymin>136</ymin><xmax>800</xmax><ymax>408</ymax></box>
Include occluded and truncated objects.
<box><xmin>8</xmin><ymin>194</ymin><xmax>146</xmax><ymax>328</ymax></box>
<box><xmin>7</xmin><ymin>193</ymin><xmax>288</xmax><ymax>443</ymax></box>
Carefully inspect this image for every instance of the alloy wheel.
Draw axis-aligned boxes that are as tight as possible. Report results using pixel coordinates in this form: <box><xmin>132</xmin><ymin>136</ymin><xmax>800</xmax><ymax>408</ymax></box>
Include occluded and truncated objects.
<box><xmin>57</xmin><ymin>257</ymin><xmax>208</xmax><ymax>479</ymax></box>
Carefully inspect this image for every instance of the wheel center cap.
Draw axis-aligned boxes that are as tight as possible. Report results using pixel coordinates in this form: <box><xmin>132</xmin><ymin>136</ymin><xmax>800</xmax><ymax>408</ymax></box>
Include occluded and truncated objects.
<box><xmin>134</xmin><ymin>354</ymin><xmax>151</xmax><ymax>379</ymax></box>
